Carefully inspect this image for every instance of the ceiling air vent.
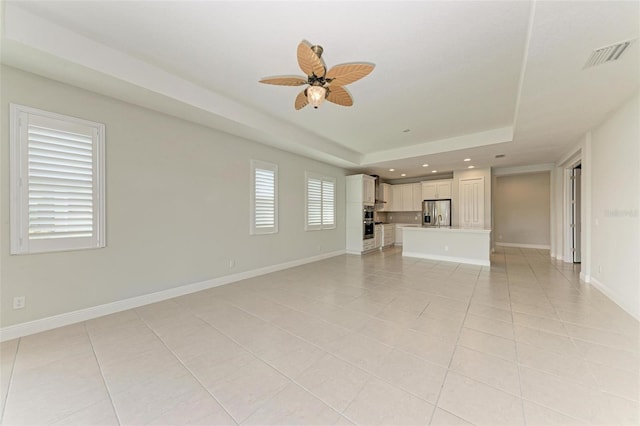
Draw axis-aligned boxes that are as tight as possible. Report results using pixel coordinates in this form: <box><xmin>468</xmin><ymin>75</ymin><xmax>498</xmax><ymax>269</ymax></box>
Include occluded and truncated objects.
<box><xmin>584</xmin><ymin>40</ymin><xmax>633</xmax><ymax>69</ymax></box>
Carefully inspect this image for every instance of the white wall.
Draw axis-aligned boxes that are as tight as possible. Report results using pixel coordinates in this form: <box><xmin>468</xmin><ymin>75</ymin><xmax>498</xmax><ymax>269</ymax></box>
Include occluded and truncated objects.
<box><xmin>494</xmin><ymin>172</ymin><xmax>551</xmax><ymax>248</ymax></box>
<box><xmin>0</xmin><ymin>66</ymin><xmax>347</xmax><ymax>329</ymax></box>
<box><xmin>589</xmin><ymin>93</ymin><xmax>639</xmax><ymax>318</ymax></box>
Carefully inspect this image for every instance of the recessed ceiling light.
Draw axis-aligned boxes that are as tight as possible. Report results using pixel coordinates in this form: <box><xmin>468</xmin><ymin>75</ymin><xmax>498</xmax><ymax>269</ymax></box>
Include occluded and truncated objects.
<box><xmin>401</xmin><ymin>173</ymin><xmax>406</xmax><ymax>177</ymax></box>
<box><xmin>389</xmin><ymin>168</ymin><xmax>395</xmax><ymax>172</ymax></box>
<box><xmin>402</xmin><ymin>129</ymin><xmax>411</xmax><ymax>133</ymax></box>
<box><xmin>464</xmin><ymin>158</ymin><xmax>471</xmax><ymax>162</ymax></box>
<box><xmin>432</xmin><ymin>170</ymin><xmax>437</xmax><ymax>173</ymax></box>
<box><xmin>468</xmin><ymin>165</ymin><xmax>475</xmax><ymax>169</ymax></box>
<box><xmin>422</xmin><ymin>164</ymin><xmax>429</xmax><ymax>167</ymax></box>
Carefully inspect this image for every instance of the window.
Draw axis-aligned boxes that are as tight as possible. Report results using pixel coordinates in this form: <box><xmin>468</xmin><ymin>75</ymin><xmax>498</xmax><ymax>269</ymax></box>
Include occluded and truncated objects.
<box><xmin>9</xmin><ymin>104</ymin><xmax>106</xmax><ymax>254</ymax></box>
<box><xmin>306</xmin><ymin>173</ymin><xmax>336</xmax><ymax>230</ymax></box>
<box><xmin>250</xmin><ymin>160</ymin><xmax>278</xmax><ymax>234</ymax></box>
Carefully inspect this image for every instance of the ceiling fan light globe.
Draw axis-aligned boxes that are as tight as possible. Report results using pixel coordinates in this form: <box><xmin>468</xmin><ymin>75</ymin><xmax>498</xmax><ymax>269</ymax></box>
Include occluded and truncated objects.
<box><xmin>307</xmin><ymin>85</ymin><xmax>327</xmax><ymax>108</ymax></box>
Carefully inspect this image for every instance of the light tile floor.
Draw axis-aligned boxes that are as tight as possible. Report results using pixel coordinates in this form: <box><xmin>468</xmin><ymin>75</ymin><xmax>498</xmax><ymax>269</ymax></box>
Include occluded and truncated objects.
<box><xmin>1</xmin><ymin>247</ymin><xmax>639</xmax><ymax>425</ymax></box>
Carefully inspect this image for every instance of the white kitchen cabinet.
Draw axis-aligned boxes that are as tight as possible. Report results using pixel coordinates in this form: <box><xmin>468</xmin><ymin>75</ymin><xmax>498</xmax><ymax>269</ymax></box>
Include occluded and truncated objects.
<box><xmin>412</xmin><ymin>183</ymin><xmax>422</xmax><ymax>211</ymax></box>
<box><xmin>379</xmin><ymin>183</ymin><xmax>392</xmax><ymax>212</ymax></box>
<box><xmin>421</xmin><ymin>179</ymin><xmax>452</xmax><ymax>200</ymax></box>
<box><xmin>392</xmin><ymin>184</ymin><xmax>403</xmax><ymax>211</ymax></box>
<box><xmin>347</xmin><ymin>174</ymin><xmax>378</xmax><ymax>254</ymax></box>
<box><xmin>401</xmin><ymin>184</ymin><xmax>413</xmax><ymax>211</ymax></box>
<box><xmin>346</xmin><ymin>173</ymin><xmax>376</xmax><ymax>205</ymax></box>
<box><xmin>395</xmin><ymin>224</ymin><xmax>404</xmax><ymax>244</ymax></box>
<box><xmin>363</xmin><ymin>238</ymin><xmax>376</xmax><ymax>252</ymax></box>
<box><xmin>389</xmin><ymin>183</ymin><xmax>422</xmax><ymax>212</ymax></box>
<box><xmin>375</xmin><ymin>225</ymin><xmax>382</xmax><ymax>248</ymax></box>
<box><xmin>459</xmin><ymin>177</ymin><xmax>485</xmax><ymax>228</ymax></box>
<box><xmin>363</xmin><ymin>175</ymin><xmax>376</xmax><ymax>205</ymax></box>
<box><xmin>382</xmin><ymin>224</ymin><xmax>395</xmax><ymax>247</ymax></box>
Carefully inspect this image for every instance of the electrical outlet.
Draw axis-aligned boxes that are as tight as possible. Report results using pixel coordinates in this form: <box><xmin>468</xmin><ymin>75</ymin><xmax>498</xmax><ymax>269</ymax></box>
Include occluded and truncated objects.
<box><xmin>13</xmin><ymin>296</ymin><xmax>25</xmax><ymax>310</ymax></box>
<box><xmin>599</xmin><ymin>265</ymin><xmax>602</xmax><ymax>273</ymax></box>
<box><xmin>444</xmin><ymin>245</ymin><xmax>449</xmax><ymax>252</ymax></box>
<box><xmin>228</xmin><ymin>259</ymin><xmax>235</xmax><ymax>268</ymax></box>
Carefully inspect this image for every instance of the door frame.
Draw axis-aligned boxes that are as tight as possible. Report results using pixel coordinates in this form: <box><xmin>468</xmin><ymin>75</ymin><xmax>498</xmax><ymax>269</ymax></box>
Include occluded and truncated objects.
<box><xmin>562</xmin><ymin>158</ymin><xmax>581</xmax><ymax>263</ymax></box>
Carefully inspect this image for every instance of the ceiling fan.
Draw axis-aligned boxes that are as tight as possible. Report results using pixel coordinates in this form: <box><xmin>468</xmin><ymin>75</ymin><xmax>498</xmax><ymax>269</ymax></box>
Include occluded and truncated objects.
<box><xmin>259</xmin><ymin>41</ymin><xmax>375</xmax><ymax>110</ymax></box>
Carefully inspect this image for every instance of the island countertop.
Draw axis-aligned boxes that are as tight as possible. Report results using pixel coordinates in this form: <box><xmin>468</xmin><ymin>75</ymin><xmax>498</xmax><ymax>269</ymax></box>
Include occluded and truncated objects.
<box><xmin>402</xmin><ymin>226</ymin><xmax>491</xmax><ymax>266</ymax></box>
<box><xmin>402</xmin><ymin>226</ymin><xmax>490</xmax><ymax>234</ymax></box>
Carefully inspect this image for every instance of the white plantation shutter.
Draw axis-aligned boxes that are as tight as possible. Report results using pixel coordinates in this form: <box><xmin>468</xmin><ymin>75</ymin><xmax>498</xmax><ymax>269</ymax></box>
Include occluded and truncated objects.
<box><xmin>251</xmin><ymin>160</ymin><xmax>278</xmax><ymax>234</ymax></box>
<box><xmin>306</xmin><ymin>176</ymin><xmax>323</xmax><ymax>229</ymax></box>
<box><xmin>10</xmin><ymin>105</ymin><xmax>105</xmax><ymax>254</ymax></box>
<box><xmin>28</xmin><ymin>122</ymin><xmax>94</xmax><ymax>239</ymax></box>
<box><xmin>322</xmin><ymin>178</ymin><xmax>336</xmax><ymax>228</ymax></box>
<box><xmin>305</xmin><ymin>173</ymin><xmax>336</xmax><ymax>230</ymax></box>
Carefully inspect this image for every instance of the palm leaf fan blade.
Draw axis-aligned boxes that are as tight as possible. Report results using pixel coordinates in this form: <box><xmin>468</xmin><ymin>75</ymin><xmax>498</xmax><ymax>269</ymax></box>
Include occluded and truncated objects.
<box><xmin>259</xmin><ymin>77</ymin><xmax>307</xmax><ymax>86</ymax></box>
<box><xmin>326</xmin><ymin>63</ymin><xmax>374</xmax><ymax>87</ymax></box>
<box><xmin>326</xmin><ymin>86</ymin><xmax>353</xmax><ymax>107</ymax></box>
<box><xmin>295</xmin><ymin>89</ymin><xmax>309</xmax><ymax>110</ymax></box>
<box><xmin>297</xmin><ymin>42</ymin><xmax>325</xmax><ymax>77</ymax></box>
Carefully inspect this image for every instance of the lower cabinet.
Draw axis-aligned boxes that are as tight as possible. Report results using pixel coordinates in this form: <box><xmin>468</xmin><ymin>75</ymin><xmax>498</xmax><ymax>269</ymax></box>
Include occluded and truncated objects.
<box><xmin>363</xmin><ymin>238</ymin><xmax>376</xmax><ymax>251</ymax></box>
<box><xmin>375</xmin><ymin>225</ymin><xmax>382</xmax><ymax>248</ymax></box>
<box><xmin>395</xmin><ymin>225</ymin><xmax>404</xmax><ymax>245</ymax></box>
<box><xmin>383</xmin><ymin>224</ymin><xmax>395</xmax><ymax>247</ymax></box>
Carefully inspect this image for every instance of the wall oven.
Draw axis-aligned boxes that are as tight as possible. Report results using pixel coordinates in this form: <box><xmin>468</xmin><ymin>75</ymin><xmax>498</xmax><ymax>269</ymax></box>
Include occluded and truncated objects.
<box><xmin>363</xmin><ymin>206</ymin><xmax>374</xmax><ymax>239</ymax></box>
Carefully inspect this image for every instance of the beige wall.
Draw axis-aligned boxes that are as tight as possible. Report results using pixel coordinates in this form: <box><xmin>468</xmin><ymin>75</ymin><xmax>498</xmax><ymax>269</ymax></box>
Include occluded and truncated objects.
<box><xmin>0</xmin><ymin>66</ymin><xmax>347</xmax><ymax>328</ymax></box>
<box><xmin>493</xmin><ymin>172</ymin><xmax>551</xmax><ymax>247</ymax></box>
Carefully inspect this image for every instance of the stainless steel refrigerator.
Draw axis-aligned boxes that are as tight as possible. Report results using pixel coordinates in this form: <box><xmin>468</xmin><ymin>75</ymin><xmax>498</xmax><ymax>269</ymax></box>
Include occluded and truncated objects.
<box><xmin>422</xmin><ymin>199</ymin><xmax>452</xmax><ymax>227</ymax></box>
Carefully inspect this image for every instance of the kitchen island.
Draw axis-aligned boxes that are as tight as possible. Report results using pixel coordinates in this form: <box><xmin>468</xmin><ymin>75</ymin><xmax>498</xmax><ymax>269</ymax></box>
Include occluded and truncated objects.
<box><xmin>402</xmin><ymin>226</ymin><xmax>491</xmax><ymax>266</ymax></box>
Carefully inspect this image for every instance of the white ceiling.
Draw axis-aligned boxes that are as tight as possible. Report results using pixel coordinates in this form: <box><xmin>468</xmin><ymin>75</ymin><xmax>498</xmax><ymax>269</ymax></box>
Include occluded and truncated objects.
<box><xmin>2</xmin><ymin>1</ymin><xmax>638</xmax><ymax>179</ymax></box>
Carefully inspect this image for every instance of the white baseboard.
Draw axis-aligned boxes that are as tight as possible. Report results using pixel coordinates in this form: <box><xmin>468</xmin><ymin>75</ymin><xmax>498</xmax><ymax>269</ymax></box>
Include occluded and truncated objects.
<box><xmin>590</xmin><ymin>277</ymin><xmax>640</xmax><ymax>321</ymax></box>
<box><xmin>495</xmin><ymin>242</ymin><xmax>551</xmax><ymax>250</ymax></box>
<box><xmin>403</xmin><ymin>251</ymin><xmax>490</xmax><ymax>267</ymax></box>
<box><xmin>0</xmin><ymin>250</ymin><xmax>345</xmax><ymax>342</ymax></box>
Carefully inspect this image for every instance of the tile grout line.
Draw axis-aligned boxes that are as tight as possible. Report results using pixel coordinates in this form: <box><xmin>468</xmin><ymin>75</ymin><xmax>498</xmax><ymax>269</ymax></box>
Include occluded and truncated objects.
<box><xmin>0</xmin><ymin>337</ymin><xmax>21</xmax><ymax>425</ymax></box>
<box><xmin>135</xmin><ymin>311</ymin><xmax>241</xmax><ymax>425</ymax></box>
<box><xmin>84</xmin><ymin>322</ymin><xmax>123</xmax><ymax>426</ymax></box>
<box><xmin>425</xmin><ymin>258</ymin><xmax>483</xmax><ymax>425</ymax></box>
<box><xmin>527</xmin><ymin>254</ymin><xmax>628</xmax><ymax>416</ymax></box>
<box><xmin>505</xmin><ymin>248</ymin><xmax>529</xmax><ymax>425</ymax></box>
<box><xmin>185</xmin><ymin>256</ymin><xmax>475</xmax><ymax>422</ymax></box>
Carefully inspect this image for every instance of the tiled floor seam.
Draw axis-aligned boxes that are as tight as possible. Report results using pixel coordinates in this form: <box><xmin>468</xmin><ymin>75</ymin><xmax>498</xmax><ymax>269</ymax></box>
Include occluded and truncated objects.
<box><xmin>189</xmin><ymin>288</ymin><xmax>454</xmax><ymax>421</ymax></box>
<box><xmin>0</xmin><ymin>337</ymin><xmax>20</xmax><ymax>425</ymax></box>
<box><xmin>501</xmin><ymin>249</ymin><xmax>530</xmax><ymax>425</ymax></box>
<box><xmin>136</xmin><ymin>314</ymin><xmax>241</xmax><ymax>425</ymax></box>
<box><xmin>183</xmin><ymin>307</ymin><xmax>354</xmax><ymax>422</ymax></box>
<box><xmin>425</xmin><ymin>261</ymin><xmax>483</xmax><ymax>425</ymax></box>
<box><xmin>528</xmin><ymin>258</ymin><xmax>623</xmax><ymax>400</ymax></box>
<box><xmin>62</xmin><ymin>323</ymin><xmax>122</xmax><ymax>426</ymax></box>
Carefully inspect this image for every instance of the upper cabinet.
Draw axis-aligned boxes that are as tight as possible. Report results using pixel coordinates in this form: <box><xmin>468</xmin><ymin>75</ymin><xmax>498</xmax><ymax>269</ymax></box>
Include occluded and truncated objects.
<box><xmin>391</xmin><ymin>184</ymin><xmax>403</xmax><ymax>211</ymax></box>
<box><xmin>347</xmin><ymin>174</ymin><xmax>376</xmax><ymax>205</ymax></box>
<box><xmin>412</xmin><ymin>183</ymin><xmax>422</xmax><ymax>211</ymax></box>
<box><xmin>363</xmin><ymin>175</ymin><xmax>376</xmax><ymax>205</ymax></box>
<box><xmin>388</xmin><ymin>183</ymin><xmax>422</xmax><ymax>212</ymax></box>
<box><xmin>379</xmin><ymin>183</ymin><xmax>392</xmax><ymax>211</ymax></box>
<box><xmin>421</xmin><ymin>179</ymin><xmax>453</xmax><ymax>200</ymax></box>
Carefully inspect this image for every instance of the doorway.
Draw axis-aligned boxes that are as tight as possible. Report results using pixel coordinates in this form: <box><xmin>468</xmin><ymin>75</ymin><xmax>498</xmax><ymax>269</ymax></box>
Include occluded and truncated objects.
<box><xmin>571</xmin><ymin>165</ymin><xmax>581</xmax><ymax>263</ymax></box>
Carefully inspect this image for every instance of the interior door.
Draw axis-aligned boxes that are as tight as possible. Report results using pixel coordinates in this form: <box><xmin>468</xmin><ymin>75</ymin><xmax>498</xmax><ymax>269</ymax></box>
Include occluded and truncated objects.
<box><xmin>459</xmin><ymin>177</ymin><xmax>485</xmax><ymax>228</ymax></box>
<box><xmin>572</xmin><ymin>167</ymin><xmax>582</xmax><ymax>263</ymax></box>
